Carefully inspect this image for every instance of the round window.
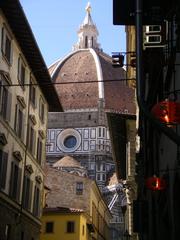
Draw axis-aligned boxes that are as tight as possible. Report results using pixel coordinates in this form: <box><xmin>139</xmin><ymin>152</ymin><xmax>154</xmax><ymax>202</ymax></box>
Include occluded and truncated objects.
<box><xmin>57</xmin><ymin>129</ymin><xmax>81</xmax><ymax>153</ymax></box>
<box><xmin>64</xmin><ymin>136</ymin><xmax>77</xmax><ymax>148</ymax></box>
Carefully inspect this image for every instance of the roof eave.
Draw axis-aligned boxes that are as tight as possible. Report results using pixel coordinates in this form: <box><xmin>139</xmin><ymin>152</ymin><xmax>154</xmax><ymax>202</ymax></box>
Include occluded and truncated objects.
<box><xmin>0</xmin><ymin>0</ymin><xmax>63</xmax><ymax>112</ymax></box>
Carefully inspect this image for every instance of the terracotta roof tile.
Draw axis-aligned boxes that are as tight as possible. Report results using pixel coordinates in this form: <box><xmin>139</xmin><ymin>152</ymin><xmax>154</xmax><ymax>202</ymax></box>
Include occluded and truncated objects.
<box><xmin>49</xmin><ymin>49</ymin><xmax>135</xmax><ymax>114</ymax></box>
<box><xmin>43</xmin><ymin>207</ymin><xmax>84</xmax><ymax>214</ymax></box>
<box><xmin>53</xmin><ymin>156</ymin><xmax>81</xmax><ymax>168</ymax></box>
<box><xmin>52</xmin><ymin>50</ymin><xmax>99</xmax><ymax>110</ymax></box>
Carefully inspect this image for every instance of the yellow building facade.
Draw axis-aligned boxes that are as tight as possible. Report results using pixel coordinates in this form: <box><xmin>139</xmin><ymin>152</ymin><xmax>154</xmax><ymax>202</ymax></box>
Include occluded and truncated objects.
<box><xmin>43</xmin><ymin>166</ymin><xmax>111</xmax><ymax>240</ymax></box>
<box><xmin>40</xmin><ymin>208</ymin><xmax>89</xmax><ymax>240</ymax></box>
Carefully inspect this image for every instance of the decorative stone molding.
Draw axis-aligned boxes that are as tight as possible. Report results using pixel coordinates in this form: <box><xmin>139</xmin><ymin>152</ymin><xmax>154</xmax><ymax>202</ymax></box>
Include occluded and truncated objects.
<box><xmin>57</xmin><ymin>128</ymin><xmax>81</xmax><ymax>153</ymax></box>
<box><xmin>25</xmin><ymin>164</ymin><xmax>34</xmax><ymax>174</ymax></box>
<box><xmin>0</xmin><ymin>132</ymin><xmax>8</xmax><ymax>146</ymax></box>
<box><xmin>13</xmin><ymin>151</ymin><xmax>23</xmax><ymax>161</ymax></box>
<box><xmin>38</xmin><ymin>130</ymin><xmax>45</xmax><ymax>139</ymax></box>
<box><xmin>0</xmin><ymin>70</ymin><xmax>12</xmax><ymax>85</ymax></box>
<box><xmin>35</xmin><ymin>175</ymin><xmax>42</xmax><ymax>184</ymax></box>
<box><xmin>29</xmin><ymin>114</ymin><xmax>37</xmax><ymax>125</ymax></box>
<box><xmin>124</xmin><ymin>179</ymin><xmax>137</xmax><ymax>204</ymax></box>
<box><xmin>17</xmin><ymin>95</ymin><xmax>26</xmax><ymax>108</ymax></box>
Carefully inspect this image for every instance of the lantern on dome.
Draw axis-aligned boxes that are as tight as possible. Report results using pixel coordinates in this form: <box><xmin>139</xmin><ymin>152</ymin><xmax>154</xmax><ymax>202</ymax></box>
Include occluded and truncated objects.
<box><xmin>151</xmin><ymin>100</ymin><xmax>180</xmax><ymax>125</ymax></box>
<box><xmin>146</xmin><ymin>176</ymin><xmax>166</xmax><ymax>191</ymax></box>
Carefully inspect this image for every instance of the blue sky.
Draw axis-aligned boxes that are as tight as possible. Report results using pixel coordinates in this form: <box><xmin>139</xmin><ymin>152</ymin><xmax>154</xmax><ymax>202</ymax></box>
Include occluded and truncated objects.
<box><xmin>20</xmin><ymin>0</ymin><xmax>126</xmax><ymax>67</ymax></box>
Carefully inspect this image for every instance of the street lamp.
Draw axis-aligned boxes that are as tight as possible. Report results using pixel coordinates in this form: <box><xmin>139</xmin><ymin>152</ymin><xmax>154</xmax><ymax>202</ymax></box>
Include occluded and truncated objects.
<box><xmin>124</xmin><ymin>230</ymin><xmax>130</xmax><ymax>240</ymax></box>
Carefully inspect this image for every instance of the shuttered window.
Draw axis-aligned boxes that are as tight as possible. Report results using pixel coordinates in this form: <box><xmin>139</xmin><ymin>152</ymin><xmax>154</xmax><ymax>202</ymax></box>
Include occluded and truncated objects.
<box><xmin>45</xmin><ymin>222</ymin><xmax>54</xmax><ymax>233</ymax></box>
<box><xmin>17</xmin><ymin>56</ymin><xmax>26</xmax><ymax>88</ymax></box>
<box><xmin>9</xmin><ymin>162</ymin><xmax>22</xmax><ymax>202</ymax></box>
<box><xmin>36</xmin><ymin>137</ymin><xmax>43</xmax><ymax>165</ymax></box>
<box><xmin>76</xmin><ymin>182</ymin><xmax>83</xmax><ymax>195</ymax></box>
<box><xmin>67</xmin><ymin>221</ymin><xmax>75</xmax><ymax>233</ymax></box>
<box><xmin>39</xmin><ymin>97</ymin><xmax>45</xmax><ymax>123</ymax></box>
<box><xmin>30</xmin><ymin>78</ymin><xmax>36</xmax><ymax>107</ymax></box>
<box><xmin>14</xmin><ymin>104</ymin><xmax>25</xmax><ymax>141</ymax></box>
<box><xmin>27</xmin><ymin>123</ymin><xmax>36</xmax><ymax>156</ymax></box>
<box><xmin>1</xmin><ymin>27</ymin><xmax>12</xmax><ymax>64</ymax></box>
<box><xmin>33</xmin><ymin>185</ymin><xmax>40</xmax><ymax>217</ymax></box>
<box><xmin>0</xmin><ymin>74</ymin><xmax>12</xmax><ymax>122</ymax></box>
<box><xmin>0</xmin><ymin>150</ymin><xmax>8</xmax><ymax>190</ymax></box>
<box><xmin>22</xmin><ymin>175</ymin><xmax>33</xmax><ymax>211</ymax></box>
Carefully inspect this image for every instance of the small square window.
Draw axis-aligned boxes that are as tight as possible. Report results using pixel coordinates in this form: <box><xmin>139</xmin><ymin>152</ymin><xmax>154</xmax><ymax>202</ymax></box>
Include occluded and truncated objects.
<box><xmin>45</xmin><ymin>222</ymin><xmax>54</xmax><ymax>233</ymax></box>
<box><xmin>76</xmin><ymin>182</ymin><xmax>83</xmax><ymax>195</ymax></box>
<box><xmin>67</xmin><ymin>221</ymin><xmax>75</xmax><ymax>233</ymax></box>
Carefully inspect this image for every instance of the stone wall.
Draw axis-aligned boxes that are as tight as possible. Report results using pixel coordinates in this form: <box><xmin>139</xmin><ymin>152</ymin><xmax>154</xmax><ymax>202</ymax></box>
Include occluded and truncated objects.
<box><xmin>44</xmin><ymin>166</ymin><xmax>92</xmax><ymax>212</ymax></box>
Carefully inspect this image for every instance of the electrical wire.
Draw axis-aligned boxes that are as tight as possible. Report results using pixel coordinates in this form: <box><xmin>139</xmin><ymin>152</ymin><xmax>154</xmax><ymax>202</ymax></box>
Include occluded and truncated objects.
<box><xmin>2</xmin><ymin>78</ymin><xmax>136</xmax><ymax>87</ymax></box>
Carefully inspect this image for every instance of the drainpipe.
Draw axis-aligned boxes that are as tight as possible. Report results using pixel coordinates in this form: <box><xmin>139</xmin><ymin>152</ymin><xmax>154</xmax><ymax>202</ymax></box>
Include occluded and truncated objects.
<box><xmin>135</xmin><ymin>0</ymin><xmax>180</xmax><ymax>145</ymax></box>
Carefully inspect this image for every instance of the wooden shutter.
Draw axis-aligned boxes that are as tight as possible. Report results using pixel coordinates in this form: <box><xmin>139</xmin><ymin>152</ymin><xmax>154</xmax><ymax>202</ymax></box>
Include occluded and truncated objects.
<box><xmin>9</xmin><ymin>161</ymin><xmax>15</xmax><ymax>197</ymax></box>
<box><xmin>32</xmin><ymin>130</ymin><xmax>36</xmax><ymax>156</ymax></box>
<box><xmin>16</xmin><ymin>168</ymin><xmax>22</xmax><ymax>202</ymax></box>
<box><xmin>33</xmin><ymin>186</ymin><xmax>37</xmax><ymax>215</ymax></box>
<box><xmin>0</xmin><ymin>79</ymin><xmax>2</xmax><ymax>111</ymax></box>
<box><xmin>0</xmin><ymin>150</ymin><xmax>3</xmax><ymax>188</ymax></box>
<box><xmin>10</xmin><ymin>38</ymin><xmax>13</xmax><ymax>65</ymax></box>
<box><xmin>21</xmin><ymin>112</ymin><xmax>25</xmax><ymax>142</ymax></box>
<box><xmin>6</xmin><ymin>91</ymin><xmax>12</xmax><ymax>122</ymax></box>
<box><xmin>14</xmin><ymin>104</ymin><xmax>18</xmax><ymax>133</ymax></box>
<box><xmin>0</xmin><ymin>151</ymin><xmax>8</xmax><ymax>189</ymax></box>
<box><xmin>1</xmin><ymin>27</ymin><xmax>5</xmax><ymax>52</ymax></box>
<box><xmin>22</xmin><ymin>175</ymin><xmax>27</xmax><ymax>208</ymax></box>
<box><xmin>28</xmin><ymin>180</ymin><xmax>33</xmax><ymax>211</ymax></box>
<box><xmin>17</xmin><ymin>57</ymin><xmax>20</xmax><ymax>81</ymax></box>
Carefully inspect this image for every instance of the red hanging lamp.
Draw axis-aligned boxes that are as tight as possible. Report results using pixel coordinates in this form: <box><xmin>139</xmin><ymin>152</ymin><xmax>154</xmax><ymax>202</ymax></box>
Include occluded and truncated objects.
<box><xmin>146</xmin><ymin>176</ymin><xmax>166</xmax><ymax>191</ymax></box>
<box><xmin>151</xmin><ymin>100</ymin><xmax>180</xmax><ymax>125</ymax></box>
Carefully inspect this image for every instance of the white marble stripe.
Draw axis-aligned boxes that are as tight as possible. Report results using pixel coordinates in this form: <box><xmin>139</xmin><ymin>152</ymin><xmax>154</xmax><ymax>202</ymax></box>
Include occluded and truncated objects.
<box><xmin>89</xmin><ymin>48</ymin><xmax>104</xmax><ymax>99</ymax></box>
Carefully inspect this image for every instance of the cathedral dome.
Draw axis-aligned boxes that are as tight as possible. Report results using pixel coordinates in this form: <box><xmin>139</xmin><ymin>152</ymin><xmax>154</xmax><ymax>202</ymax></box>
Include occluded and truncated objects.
<box><xmin>49</xmin><ymin>3</ymin><xmax>135</xmax><ymax>115</ymax></box>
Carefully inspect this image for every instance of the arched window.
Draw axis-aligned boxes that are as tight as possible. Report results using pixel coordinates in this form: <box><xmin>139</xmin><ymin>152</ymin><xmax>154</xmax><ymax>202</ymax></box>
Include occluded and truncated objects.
<box><xmin>85</xmin><ymin>36</ymin><xmax>88</xmax><ymax>48</ymax></box>
<box><xmin>91</xmin><ymin>37</ymin><xmax>94</xmax><ymax>47</ymax></box>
